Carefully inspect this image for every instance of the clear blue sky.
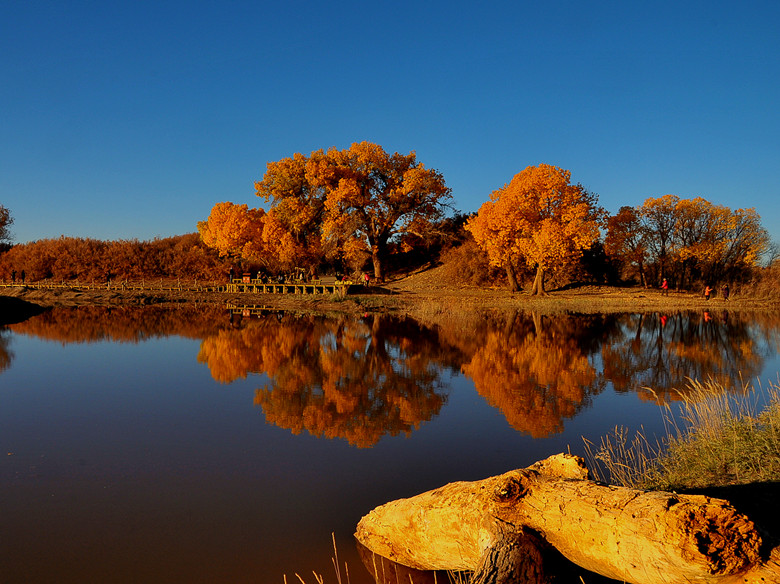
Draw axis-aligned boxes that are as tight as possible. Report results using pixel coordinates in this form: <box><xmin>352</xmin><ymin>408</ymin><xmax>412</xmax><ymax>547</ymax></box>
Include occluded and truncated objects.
<box><xmin>2</xmin><ymin>0</ymin><xmax>779</xmax><ymax>246</ymax></box>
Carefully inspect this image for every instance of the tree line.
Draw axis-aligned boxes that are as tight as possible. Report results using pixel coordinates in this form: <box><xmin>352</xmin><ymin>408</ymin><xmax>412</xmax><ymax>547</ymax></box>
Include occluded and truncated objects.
<box><xmin>0</xmin><ymin>233</ymin><xmax>229</xmax><ymax>283</ymax></box>
<box><xmin>0</xmin><ymin>143</ymin><xmax>774</xmax><ymax>292</ymax></box>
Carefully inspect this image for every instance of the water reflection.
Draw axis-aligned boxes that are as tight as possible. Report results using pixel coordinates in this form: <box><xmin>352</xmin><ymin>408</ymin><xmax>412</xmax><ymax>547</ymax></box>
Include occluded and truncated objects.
<box><xmin>197</xmin><ymin>313</ymin><xmax>453</xmax><ymax>447</ymax></box>
<box><xmin>0</xmin><ymin>329</ymin><xmax>11</xmax><ymax>372</ymax></box>
<box><xmin>602</xmin><ymin>310</ymin><xmax>776</xmax><ymax>402</ymax></box>
<box><xmin>6</xmin><ymin>304</ymin><xmax>229</xmax><ymax>343</ymax></box>
<box><xmin>6</xmin><ymin>307</ymin><xmax>780</xmax><ymax>441</ymax></box>
<box><xmin>462</xmin><ymin>312</ymin><xmax>612</xmax><ymax>437</ymax></box>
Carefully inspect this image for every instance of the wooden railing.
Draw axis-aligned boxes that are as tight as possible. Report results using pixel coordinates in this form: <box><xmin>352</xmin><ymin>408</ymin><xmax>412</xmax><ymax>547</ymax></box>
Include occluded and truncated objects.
<box><xmin>0</xmin><ymin>277</ymin><xmax>354</xmax><ymax>296</ymax></box>
<box><xmin>225</xmin><ymin>277</ymin><xmax>353</xmax><ymax>296</ymax></box>
<box><xmin>0</xmin><ymin>279</ymin><xmax>223</xmax><ymax>292</ymax></box>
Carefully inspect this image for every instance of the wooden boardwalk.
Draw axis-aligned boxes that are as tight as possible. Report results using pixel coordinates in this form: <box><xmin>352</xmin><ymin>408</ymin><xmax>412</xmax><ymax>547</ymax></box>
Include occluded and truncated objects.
<box><xmin>0</xmin><ymin>277</ymin><xmax>353</xmax><ymax>296</ymax></box>
<box><xmin>0</xmin><ymin>280</ymin><xmax>220</xmax><ymax>292</ymax></box>
<box><xmin>226</xmin><ymin>276</ymin><xmax>352</xmax><ymax>296</ymax></box>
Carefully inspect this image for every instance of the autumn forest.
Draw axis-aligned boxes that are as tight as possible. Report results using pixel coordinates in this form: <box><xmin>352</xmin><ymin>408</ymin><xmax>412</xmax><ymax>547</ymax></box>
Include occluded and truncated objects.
<box><xmin>1</xmin><ymin>142</ymin><xmax>775</xmax><ymax>294</ymax></box>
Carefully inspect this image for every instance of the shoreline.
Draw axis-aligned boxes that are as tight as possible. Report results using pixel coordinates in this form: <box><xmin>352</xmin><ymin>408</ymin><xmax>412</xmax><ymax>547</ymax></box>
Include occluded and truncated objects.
<box><xmin>1</xmin><ymin>277</ymin><xmax>776</xmax><ymax>324</ymax></box>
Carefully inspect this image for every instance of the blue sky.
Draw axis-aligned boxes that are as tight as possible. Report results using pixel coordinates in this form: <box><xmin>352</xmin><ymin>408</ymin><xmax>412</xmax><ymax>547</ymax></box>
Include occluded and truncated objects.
<box><xmin>2</xmin><ymin>0</ymin><xmax>779</xmax><ymax>246</ymax></box>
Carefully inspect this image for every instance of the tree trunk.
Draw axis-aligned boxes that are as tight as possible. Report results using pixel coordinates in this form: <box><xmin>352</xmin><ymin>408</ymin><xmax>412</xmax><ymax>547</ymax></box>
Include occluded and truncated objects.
<box><xmin>355</xmin><ymin>454</ymin><xmax>774</xmax><ymax>584</ymax></box>
<box><xmin>530</xmin><ymin>266</ymin><xmax>546</xmax><ymax>295</ymax></box>
<box><xmin>505</xmin><ymin>262</ymin><xmax>520</xmax><ymax>292</ymax></box>
<box><xmin>371</xmin><ymin>245</ymin><xmax>384</xmax><ymax>283</ymax></box>
<box><xmin>638</xmin><ymin>260</ymin><xmax>647</xmax><ymax>288</ymax></box>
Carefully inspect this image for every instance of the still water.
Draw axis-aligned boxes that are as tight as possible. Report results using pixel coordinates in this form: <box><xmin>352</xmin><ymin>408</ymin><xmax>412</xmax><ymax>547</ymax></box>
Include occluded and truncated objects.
<box><xmin>1</xmin><ymin>306</ymin><xmax>779</xmax><ymax>583</ymax></box>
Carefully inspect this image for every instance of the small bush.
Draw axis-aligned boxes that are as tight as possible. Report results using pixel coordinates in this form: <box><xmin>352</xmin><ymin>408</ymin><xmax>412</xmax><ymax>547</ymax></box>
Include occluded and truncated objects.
<box><xmin>438</xmin><ymin>238</ymin><xmax>505</xmax><ymax>287</ymax></box>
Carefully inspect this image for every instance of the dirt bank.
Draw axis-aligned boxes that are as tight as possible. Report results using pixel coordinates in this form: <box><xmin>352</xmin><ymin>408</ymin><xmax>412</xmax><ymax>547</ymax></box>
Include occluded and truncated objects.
<box><xmin>1</xmin><ymin>264</ymin><xmax>776</xmax><ymax>320</ymax></box>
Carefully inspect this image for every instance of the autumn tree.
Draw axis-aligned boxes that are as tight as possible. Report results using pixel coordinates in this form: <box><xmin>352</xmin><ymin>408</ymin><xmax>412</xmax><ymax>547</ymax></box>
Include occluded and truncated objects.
<box><xmin>322</xmin><ymin>142</ymin><xmax>451</xmax><ymax>281</ymax></box>
<box><xmin>467</xmin><ymin>164</ymin><xmax>604</xmax><ymax>294</ymax></box>
<box><xmin>639</xmin><ymin>195</ymin><xmax>679</xmax><ymax>283</ymax></box>
<box><xmin>0</xmin><ymin>205</ymin><xmax>12</xmax><ymax>246</ymax></box>
<box><xmin>604</xmin><ymin>206</ymin><xmax>649</xmax><ymax>287</ymax></box>
<box><xmin>255</xmin><ymin>150</ymin><xmax>329</xmax><ymax>272</ymax></box>
<box><xmin>255</xmin><ymin>142</ymin><xmax>452</xmax><ymax>281</ymax></box>
<box><xmin>197</xmin><ymin>202</ymin><xmax>267</xmax><ymax>265</ymax></box>
<box><xmin>0</xmin><ymin>234</ymin><xmax>228</xmax><ymax>282</ymax></box>
<box><xmin>633</xmin><ymin>195</ymin><xmax>769</xmax><ymax>289</ymax></box>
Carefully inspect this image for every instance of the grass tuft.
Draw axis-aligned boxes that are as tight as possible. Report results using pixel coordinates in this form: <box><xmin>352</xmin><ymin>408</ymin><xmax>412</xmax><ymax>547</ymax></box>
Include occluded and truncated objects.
<box><xmin>585</xmin><ymin>377</ymin><xmax>780</xmax><ymax>491</ymax></box>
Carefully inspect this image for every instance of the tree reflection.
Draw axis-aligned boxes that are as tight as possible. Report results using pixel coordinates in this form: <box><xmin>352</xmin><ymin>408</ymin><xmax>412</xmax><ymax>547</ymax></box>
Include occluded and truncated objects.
<box><xmin>601</xmin><ymin>311</ymin><xmax>780</xmax><ymax>402</ymax></box>
<box><xmin>198</xmin><ymin>313</ymin><xmax>452</xmax><ymax>447</ymax></box>
<box><xmin>5</xmin><ymin>304</ymin><xmax>780</xmax><ymax>443</ymax></box>
<box><xmin>8</xmin><ymin>305</ymin><xmax>228</xmax><ymax>343</ymax></box>
<box><xmin>461</xmin><ymin>312</ymin><xmax>612</xmax><ymax>437</ymax></box>
<box><xmin>0</xmin><ymin>330</ymin><xmax>12</xmax><ymax>372</ymax></box>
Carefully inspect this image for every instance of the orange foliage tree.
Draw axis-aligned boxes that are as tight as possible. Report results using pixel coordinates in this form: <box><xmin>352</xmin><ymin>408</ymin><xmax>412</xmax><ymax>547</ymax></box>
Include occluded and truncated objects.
<box><xmin>625</xmin><ymin>195</ymin><xmax>770</xmax><ymax>289</ymax></box>
<box><xmin>0</xmin><ymin>234</ymin><xmax>229</xmax><ymax>282</ymax></box>
<box><xmin>467</xmin><ymin>164</ymin><xmax>604</xmax><ymax>294</ymax></box>
<box><xmin>197</xmin><ymin>202</ymin><xmax>267</xmax><ymax>265</ymax></box>
<box><xmin>604</xmin><ymin>206</ymin><xmax>649</xmax><ymax>287</ymax></box>
<box><xmin>254</xmin><ymin>151</ymin><xmax>329</xmax><ymax>272</ymax></box>
<box><xmin>255</xmin><ymin>142</ymin><xmax>451</xmax><ymax>281</ymax></box>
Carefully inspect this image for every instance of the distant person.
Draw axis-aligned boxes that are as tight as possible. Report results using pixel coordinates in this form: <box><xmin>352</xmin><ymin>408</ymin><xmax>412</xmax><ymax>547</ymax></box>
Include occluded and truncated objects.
<box><xmin>11</xmin><ymin>269</ymin><xmax>16</xmax><ymax>283</ymax></box>
<box><xmin>722</xmin><ymin>284</ymin><xmax>730</xmax><ymax>301</ymax></box>
<box><xmin>704</xmin><ymin>285</ymin><xmax>713</xmax><ymax>301</ymax></box>
<box><xmin>363</xmin><ymin>272</ymin><xmax>370</xmax><ymax>286</ymax></box>
<box><xmin>661</xmin><ymin>278</ymin><xmax>669</xmax><ymax>296</ymax></box>
<box><xmin>20</xmin><ymin>270</ymin><xmax>25</xmax><ymax>283</ymax></box>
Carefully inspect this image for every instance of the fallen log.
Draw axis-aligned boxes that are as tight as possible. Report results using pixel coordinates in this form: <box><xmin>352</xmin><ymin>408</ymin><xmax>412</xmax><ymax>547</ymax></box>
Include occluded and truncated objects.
<box><xmin>355</xmin><ymin>454</ymin><xmax>778</xmax><ymax>584</ymax></box>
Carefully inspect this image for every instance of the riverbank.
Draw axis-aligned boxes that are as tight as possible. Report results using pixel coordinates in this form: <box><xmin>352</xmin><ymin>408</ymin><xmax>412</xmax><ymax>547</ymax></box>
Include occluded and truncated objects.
<box><xmin>1</xmin><ymin>263</ymin><xmax>776</xmax><ymax>321</ymax></box>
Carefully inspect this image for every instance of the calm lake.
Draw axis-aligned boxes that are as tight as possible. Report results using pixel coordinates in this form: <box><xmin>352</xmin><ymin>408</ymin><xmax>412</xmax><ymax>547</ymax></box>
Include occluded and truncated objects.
<box><xmin>1</xmin><ymin>305</ymin><xmax>779</xmax><ymax>583</ymax></box>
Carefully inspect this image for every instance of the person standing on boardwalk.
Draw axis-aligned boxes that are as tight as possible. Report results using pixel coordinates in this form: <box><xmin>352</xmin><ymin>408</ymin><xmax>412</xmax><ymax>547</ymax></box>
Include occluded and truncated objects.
<box><xmin>661</xmin><ymin>278</ymin><xmax>669</xmax><ymax>296</ymax></box>
<box><xmin>722</xmin><ymin>284</ymin><xmax>730</xmax><ymax>301</ymax></box>
<box><xmin>704</xmin><ymin>285</ymin><xmax>713</xmax><ymax>300</ymax></box>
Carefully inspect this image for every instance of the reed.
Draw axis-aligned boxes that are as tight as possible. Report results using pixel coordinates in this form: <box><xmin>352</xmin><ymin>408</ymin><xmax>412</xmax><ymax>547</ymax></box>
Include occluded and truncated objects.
<box><xmin>285</xmin><ymin>533</ymin><xmax>473</xmax><ymax>583</ymax></box>
<box><xmin>585</xmin><ymin>377</ymin><xmax>780</xmax><ymax>490</ymax></box>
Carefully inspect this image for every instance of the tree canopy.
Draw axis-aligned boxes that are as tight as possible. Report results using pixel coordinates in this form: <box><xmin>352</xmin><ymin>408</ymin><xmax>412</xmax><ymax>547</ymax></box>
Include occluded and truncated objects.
<box><xmin>254</xmin><ymin>141</ymin><xmax>452</xmax><ymax>281</ymax></box>
<box><xmin>466</xmin><ymin>164</ymin><xmax>604</xmax><ymax>294</ymax></box>
<box><xmin>605</xmin><ymin>195</ymin><xmax>769</xmax><ymax>288</ymax></box>
<box><xmin>0</xmin><ymin>205</ymin><xmax>13</xmax><ymax>245</ymax></box>
<box><xmin>197</xmin><ymin>202</ymin><xmax>267</xmax><ymax>262</ymax></box>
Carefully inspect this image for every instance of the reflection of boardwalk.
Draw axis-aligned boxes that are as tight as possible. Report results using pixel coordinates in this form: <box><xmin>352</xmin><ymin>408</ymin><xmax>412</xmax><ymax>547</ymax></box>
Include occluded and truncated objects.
<box><xmin>226</xmin><ymin>277</ymin><xmax>352</xmax><ymax>296</ymax></box>
<box><xmin>226</xmin><ymin>303</ymin><xmax>277</xmax><ymax>316</ymax></box>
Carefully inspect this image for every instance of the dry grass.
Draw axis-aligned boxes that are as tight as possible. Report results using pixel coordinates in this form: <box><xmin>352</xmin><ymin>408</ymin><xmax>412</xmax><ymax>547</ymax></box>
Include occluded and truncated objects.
<box><xmin>285</xmin><ymin>534</ymin><xmax>471</xmax><ymax>584</ymax></box>
<box><xmin>585</xmin><ymin>378</ymin><xmax>780</xmax><ymax>490</ymax></box>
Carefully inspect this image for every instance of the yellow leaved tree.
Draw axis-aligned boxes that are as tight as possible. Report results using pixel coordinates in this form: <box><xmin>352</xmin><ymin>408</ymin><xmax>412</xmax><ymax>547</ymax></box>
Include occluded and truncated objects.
<box><xmin>467</xmin><ymin>164</ymin><xmax>604</xmax><ymax>294</ymax></box>
<box><xmin>255</xmin><ymin>150</ymin><xmax>329</xmax><ymax>272</ymax></box>
<box><xmin>255</xmin><ymin>142</ymin><xmax>451</xmax><ymax>281</ymax></box>
<box><xmin>634</xmin><ymin>195</ymin><xmax>769</xmax><ymax>288</ymax></box>
<box><xmin>197</xmin><ymin>202</ymin><xmax>266</xmax><ymax>263</ymax></box>
<box><xmin>322</xmin><ymin>142</ymin><xmax>451</xmax><ymax>281</ymax></box>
